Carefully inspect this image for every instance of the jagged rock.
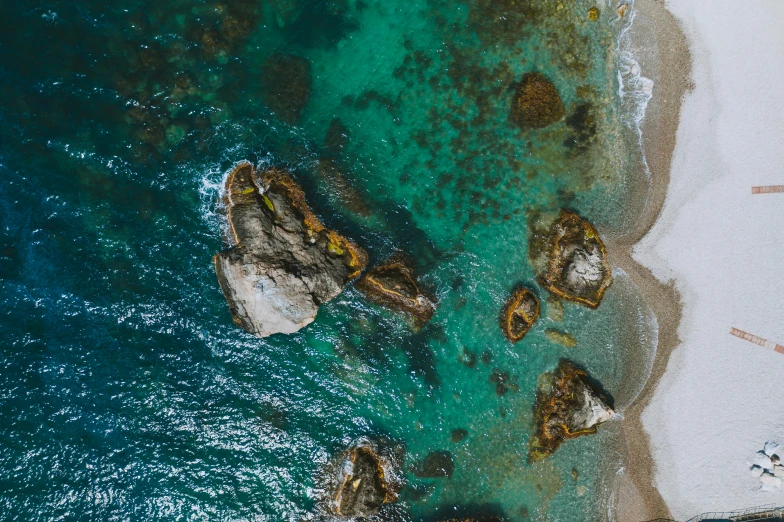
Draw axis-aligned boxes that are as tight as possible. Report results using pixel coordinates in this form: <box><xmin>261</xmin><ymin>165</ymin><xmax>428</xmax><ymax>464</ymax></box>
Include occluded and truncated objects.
<box><xmin>213</xmin><ymin>162</ymin><xmax>368</xmax><ymax>338</ymax></box>
<box><xmin>356</xmin><ymin>256</ymin><xmax>436</xmax><ymax>326</ymax></box>
<box><xmin>510</xmin><ymin>72</ymin><xmax>565</xmax><ymax>129</ymax></box>
<box><xmin>500</xmin><ymin>287</ymin><xmax>539</xmax><ymax>343</ymax></box>
<box><xmin>261</xmin><ymin>53</ymin><xmax>312</xmax><ymax>125</ymax></box>
<box><xmin>325</xmin><ymin>443</ymin><xmax>398</xmax><ymax>518</ymax></box>
<box><xmin>529</xmin><ymin>360</ymin><xmax>615</xmax><ymax>461</ymax></box>
<box><xmin>413</xmin><ymin>451</ymin><xmax>454</xmax><ymax>478</ymax></box>
<box><xmin>542</xmin><ymin>210</ymin><xmax>613</xmax><ymax>309</ymax></box>
<box><xmin>545</xmin><ymin>328</ymin><xmax>578</xmax><ymax>348</ymax></box>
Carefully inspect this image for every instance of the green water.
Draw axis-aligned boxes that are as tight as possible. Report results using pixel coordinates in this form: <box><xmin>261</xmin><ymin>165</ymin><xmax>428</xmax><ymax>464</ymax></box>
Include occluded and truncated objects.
<box><xmin>0</xmin><ymin>0</ymin><xmax>656</xmax><ymax>520</ymax></box>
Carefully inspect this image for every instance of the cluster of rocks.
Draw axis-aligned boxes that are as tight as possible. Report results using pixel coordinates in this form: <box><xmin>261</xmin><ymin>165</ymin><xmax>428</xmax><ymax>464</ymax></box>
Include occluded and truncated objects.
<box><xmin>498</xmin><ymin>209</ymin><xmax>613</xmax><ymax>347</ymax></box>
<box><xmin>747</xmin><ymin>441</ymin><xmax>784</xmax><ymax>491</ymax></box>
<box><xmin>213</xmin><ymin>162</ymin><xmax>435</xmax><ymax>338</ymax></box>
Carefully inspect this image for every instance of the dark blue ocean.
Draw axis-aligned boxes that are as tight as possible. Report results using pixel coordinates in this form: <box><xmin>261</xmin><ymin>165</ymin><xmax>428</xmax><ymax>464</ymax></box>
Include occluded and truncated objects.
<box><xmin>0</xmin><ymin>0</ymin><xmax>656</xmax><ymax>520</ymax></box>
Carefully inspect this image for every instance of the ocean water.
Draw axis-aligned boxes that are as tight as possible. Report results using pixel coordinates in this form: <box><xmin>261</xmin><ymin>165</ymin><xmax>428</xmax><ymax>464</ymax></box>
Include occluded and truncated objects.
<box><xmin>0</xmin><ymin>0</ymin><xmax>655</xmax><ymax>520</ymax></box>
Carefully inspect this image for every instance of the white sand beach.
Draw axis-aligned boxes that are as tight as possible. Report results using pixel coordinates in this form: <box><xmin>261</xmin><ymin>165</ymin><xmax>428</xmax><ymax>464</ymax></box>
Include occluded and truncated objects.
<box><xmin>634</xmin><ymin>0</ymin><xmax>784</xmax><ymax>518</ymax></box>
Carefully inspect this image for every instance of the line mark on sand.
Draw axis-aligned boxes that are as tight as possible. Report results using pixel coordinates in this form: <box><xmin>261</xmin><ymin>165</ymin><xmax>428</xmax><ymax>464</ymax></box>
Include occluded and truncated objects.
<box><xmin>751</xmin><ymin>185</ymin><xmax>784</xmax><ymax>194</ymax></box>
<box><xmin>730</xmin><ymin>327</ymin><xmax>784</xmax><ymax>354</ymax></box>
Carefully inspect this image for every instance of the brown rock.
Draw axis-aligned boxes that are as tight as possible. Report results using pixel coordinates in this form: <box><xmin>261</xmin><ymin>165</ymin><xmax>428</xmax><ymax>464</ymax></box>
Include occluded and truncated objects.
<box><xmin>326</xmin><ymin>444</ymin><xmax>398</xmax><ymax>518</ymax></box>
<box><xmin>529</xmin><ymin>360</ymin><xmax>614</xmax><ymax>461</ymax></box>
<box><xmin>542</xmin><ymin>210</ymin><xmax>612</xmax><ymax>309</ymax></box>
<box><xmin>500</xmin><ymin>287</ymin><xmax>539</xmax><ymax>342</ymax></box>
<box><xmin>510</xmin><ymin>72</ymin><xmax>565</xmax><ymax>129</ymax></box>
<box><xmin>356</xmin><ymin>256</ymin><xmax>436</xmax><ymax>326</ymax></box>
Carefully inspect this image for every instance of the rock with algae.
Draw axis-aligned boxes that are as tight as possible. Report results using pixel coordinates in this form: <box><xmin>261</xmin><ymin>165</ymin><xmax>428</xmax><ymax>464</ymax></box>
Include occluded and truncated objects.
<box><xmin>500</xmin><ymin>286</ymin><xmax>539</xmax><ymax>342</ymax></box>
<box><xmin>213</xmin><ymin>162</ymin><xmax>368</xmax><ymax>337</ymax></box>
<box><xmin>544</xmin><ymin>328</ymin><xmax>577</xmax><ymax>348</ymax></box>
<box><xmin>542</xmin><ymin>210</ymin><xmax>613</xmax><ymax>309</ymax></box>
<box><xmin>529</xmin><ymin>359</ymin><xmax>615</xmax><ymax>461</ymax></box>
<box><xmin>322</xmin><ymin>441</ymin><xmax>400</xmax><ymax>519</ymax></box>
<box><xmin>356</xmin><ymin>256</ymin><xmax>436</xmax><ymax>327</ymax></box>
<box><xmin>510</xmin><ymin>72</ymin><xmax>565</xmax><ymax>129</ymax></box>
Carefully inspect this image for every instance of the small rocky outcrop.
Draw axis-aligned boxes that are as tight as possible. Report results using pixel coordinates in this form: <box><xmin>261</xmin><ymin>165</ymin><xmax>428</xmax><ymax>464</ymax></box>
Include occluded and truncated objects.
<box><xmin>500</xmin><ymin>287</ymin><xmax>539</xmax><ymax>342</ymax></box>
<box><xmin>213</xmin><ymin>162</ymin><xmax>368</xmax><ymax>338</ymax></box>
<box><xmin>324</xmin><ymin>442</ymin><xmax>399</xmax><ymax>518</ymax></box>
<box><xmin>510</xmin><ymin>72</ymin><xmax>565</xmax><ymax>129</ymax></box>
<box><xmin>356</xmin><ymin>256</ymin><xmax>436</xmax><ymax>326</ymax></box>
<box><xmin>542</xmin><ymin>210</ymin><xmax>613</xmax><ymax>309</ymax></box>
<box><xmin>529</xmin><ymin>360</ymin><xmax>615</xmax><ymax>462</ymax></box>
<box><xmin>544</xmin><ymin>328</ymin><xmax>577</xmax><ymax>348</ymax></box>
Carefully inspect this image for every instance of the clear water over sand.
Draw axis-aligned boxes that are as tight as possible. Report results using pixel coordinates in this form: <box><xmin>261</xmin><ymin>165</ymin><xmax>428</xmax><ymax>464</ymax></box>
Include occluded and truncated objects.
<box><xmin>0</xmin><ymin>0</ymin><xmax>654</xmax><ymax>519</ymax></box>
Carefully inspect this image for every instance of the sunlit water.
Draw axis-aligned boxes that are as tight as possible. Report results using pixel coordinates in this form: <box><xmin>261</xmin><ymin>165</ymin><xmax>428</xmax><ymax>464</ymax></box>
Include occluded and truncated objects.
<box><xmin>0</xmin><ymin>0</ymin><xmax>655</xmax><ymax>520</ymax></box>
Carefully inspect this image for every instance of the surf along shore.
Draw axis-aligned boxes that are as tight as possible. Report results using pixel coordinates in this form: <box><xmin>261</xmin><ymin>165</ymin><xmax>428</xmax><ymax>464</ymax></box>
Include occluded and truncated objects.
<box><xmin>613</xmin><ymin>0</ymin><xmax>784</xmax><ymax>519</ymax></box>
<box><xmin>607</xmin><ymin>0</ymin><xmax>691</xmax><ymax>520</ymax></box>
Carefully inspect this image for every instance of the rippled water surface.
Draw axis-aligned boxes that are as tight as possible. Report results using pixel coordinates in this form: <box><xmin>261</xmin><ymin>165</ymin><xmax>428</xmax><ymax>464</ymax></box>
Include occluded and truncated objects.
<box><xmin>0</xmin><ymin>0</ymin><xmax>653</xmax><ymax>520</ymax></box>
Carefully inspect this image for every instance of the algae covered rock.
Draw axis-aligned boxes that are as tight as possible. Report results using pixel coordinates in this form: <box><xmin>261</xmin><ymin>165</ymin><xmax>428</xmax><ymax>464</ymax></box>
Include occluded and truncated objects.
<box><xmin>529</xmin><ymin>360</ymin><xmax>615</xmax><ymax>461</ymax></box>
<box><xmin>261</xmin><ymin>53</ymin><xmax>312</xmax><ymax>125</ymax></box>
<box><xmin>511</xmin><ymin>72</ymin><xmax>565</xmax><ymax>129</ymax></box>
<box><xmin>413</xmin><ymin>451</ymin><xmax>454</xmax><ymax>479</ymax></box>
<box><xmin>322</xmin><ymin>441</ymin><xmax>399</xmax><ymax>519</ymax></box>
<box><xmin>544</xmin><ymin>328</ymin><xmax>577</xmax><ymax>348</ymax></box>
<box><xmin>356</xmin><ymin>256</ymin><xmax>436</xmax><ymax>326</ymax></box>
<box><xmin>500</xmin><ymin>287</ymin><xmax>539</xmax><ymax>342</ymax></box>
<box><xmin>542</xmin><ymin>210</ymin><xmax>613</xmax><ymax>309</ymax></box>
<box><xmin>213</xmin><ymin>162</ymin><xmax>368</xmax><ymax>338</ymax></box>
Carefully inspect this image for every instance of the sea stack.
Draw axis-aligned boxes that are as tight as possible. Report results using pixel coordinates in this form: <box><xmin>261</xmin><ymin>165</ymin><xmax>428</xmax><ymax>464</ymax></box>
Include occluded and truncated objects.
<box><xmin>542</xmin><ymin>210</ymin><xmax>613</xmax><ymax>309</ymax></box>
<box><xmin>213</xmin><ymin>162</ymin><xmax>368</xmax><ymax>338</ymax></box>
<box><xmin>529</xmin><ymin>359</ymin><xmax>615</xmax><ymax>461</ymax></box>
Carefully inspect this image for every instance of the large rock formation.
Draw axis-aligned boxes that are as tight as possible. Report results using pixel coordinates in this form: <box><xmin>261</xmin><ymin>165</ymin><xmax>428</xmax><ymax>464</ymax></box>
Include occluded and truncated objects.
<box><xmin>324</xmin><ymin>442</ymin><xmax>398</xmax><ymax>519</ymax></box>
<box><xmin>500</xmin><ymin>287</ymin><xmax>539</xmax><ymax>342</ymax></box>
<box><xmin>356</xmin><ymin>256</ymin><xmax>436</xmax><ymax>327</ymax></box>
<box><xmin>529</xmin><ymin>360</ymin><xmax>615</xmax><ymax>462</ymax></box>
<box><xmin>213</xmin><ymin>162</ymin><xmax>368</xmax><ymax>337</ymax></box>
<box><xmin>510</xmin><ymin>72</ymin><xmax>565</xmax><ymax>129</ymax></box>
<box><xmin>542</xmin><ymin>210</ymin><xmax>613</xmax><ymax>309</ymax></box>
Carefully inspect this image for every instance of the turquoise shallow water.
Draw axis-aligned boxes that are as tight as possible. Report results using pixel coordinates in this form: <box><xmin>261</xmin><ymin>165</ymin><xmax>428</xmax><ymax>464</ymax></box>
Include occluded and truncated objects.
<box><xmin>0</xmin><ymin>0</ymin><xmax>654</xmax><ymax>520</ymax></box>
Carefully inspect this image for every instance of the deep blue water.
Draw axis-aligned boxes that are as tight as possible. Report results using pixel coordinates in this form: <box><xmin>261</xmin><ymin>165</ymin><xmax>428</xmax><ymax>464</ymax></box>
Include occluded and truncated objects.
<box><xmin>0</xmin><ymin>1</ymin><xmax>655</xmax><ymax>520</ymax></box>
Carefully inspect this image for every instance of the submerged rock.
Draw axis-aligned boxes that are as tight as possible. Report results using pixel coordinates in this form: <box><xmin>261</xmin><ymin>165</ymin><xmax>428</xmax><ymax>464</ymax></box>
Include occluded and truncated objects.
<box><xmin>544</xmin><ymin>328</ymin><xmax>578</xmax><ymax>348</ymax></box>
<box><xmin>542</xmin><ymin>210</ymin><xmax>613</xmax><ymax>309</ymax></box>
<box><xmin>500</xmin><ymin>287</ymin><xmax>539</xmax><ymax>342</ymax></box>
<box><xmin>510</xmin><ymin>72</ymin><xmax>565</xmax><ymax>129</ymax></box>
<box><xmin>529</xmin><ymin>359</ymin><xmax>615</xmax><ymax>461</ymax></box>
<box><xmin>413</xmin><ymin>451</ymin><xmax>454</xmax><ymax>478</ymax></box>
<box><xmin>324</xmin><ymin>442</ymin><xmax>399</xmax><ymax>518</ymax></box>
<box><xmin>356</xmin><ymin>256</ymin><xmax>436</xmax><ymax>327</ymax></box>
<box><xmin>213</xmin><ymin>162</ymin><xmax>368</xmax><ymax>338</ymax></box>
<box><xmin>261</xmin><ymin>53</ymin><xmax>312</xmax><ymax>125</ymax></box>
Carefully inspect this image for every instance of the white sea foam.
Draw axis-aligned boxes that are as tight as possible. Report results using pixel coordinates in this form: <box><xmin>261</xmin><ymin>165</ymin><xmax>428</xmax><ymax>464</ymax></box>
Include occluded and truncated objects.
<box><xmin>610</xmin><ymin>0</ymin><xmax>655</xmax><ymax>176</ymax></box>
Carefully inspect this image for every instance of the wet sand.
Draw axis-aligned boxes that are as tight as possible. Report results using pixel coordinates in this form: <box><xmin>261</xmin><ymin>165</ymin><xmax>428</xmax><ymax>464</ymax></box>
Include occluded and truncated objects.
<box><xmin>608</xmin><ymin>0</ymin><xmax>692</xmax><ymax>520</ymax></box>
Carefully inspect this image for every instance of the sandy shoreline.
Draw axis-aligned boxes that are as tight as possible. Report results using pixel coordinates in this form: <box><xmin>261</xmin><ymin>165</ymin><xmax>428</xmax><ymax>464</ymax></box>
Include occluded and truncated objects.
<box><xmin>608</xmin><ymin>0</ymin><xmax>692</xmax><ymax>520</ymax></box>
<box><xmin>611</xmin><ymin>0</ymin><xmax>784</xmax><ymax>520</ymax></box>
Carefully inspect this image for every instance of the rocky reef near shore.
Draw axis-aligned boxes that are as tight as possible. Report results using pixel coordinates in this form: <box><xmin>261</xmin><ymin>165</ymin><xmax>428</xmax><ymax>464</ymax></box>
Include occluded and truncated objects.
<box><xmin>510</xmin><ymin>72</ymin><xmax>565</xmax><ymax>129</ymax></box>
<box><xmin>540</xmin><ymin>210</ymin><xmax>613</xmax><ymax>309</ymax></box>
<box><xmin>356</xmin><ymin>256</ymin><xmax>436</xmax><ymax>327</ymax></box>
<box><xmin>213</xmin><ymin>162</ymin><xmax>368</xmax><ymax>338</ymax></box>
<box><xmin>500</xmin><ymin>286</ymin><xmax>539</xmax><ymax>343</ymax></box>
<box><xmin>529</xmin><ymin>359</ymin><xmax>615</xmax><ymax>461</ymax></box>
<box><xmin>319</xmin><ymin>440</ymin><xmax>400</xmax><ymax>519</ymax></box>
